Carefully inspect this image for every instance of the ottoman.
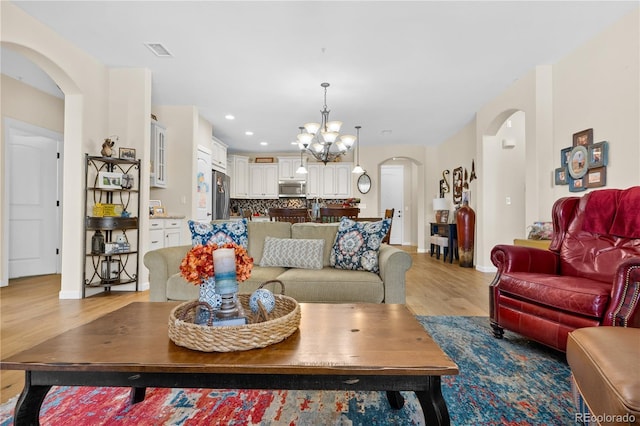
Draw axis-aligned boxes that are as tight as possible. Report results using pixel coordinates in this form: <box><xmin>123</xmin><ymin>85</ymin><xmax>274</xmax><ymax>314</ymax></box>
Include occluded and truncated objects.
<box><xmin>567</xmin><ymin>327</ymin><xmax>640</xmax><ymax>425</ymax></box>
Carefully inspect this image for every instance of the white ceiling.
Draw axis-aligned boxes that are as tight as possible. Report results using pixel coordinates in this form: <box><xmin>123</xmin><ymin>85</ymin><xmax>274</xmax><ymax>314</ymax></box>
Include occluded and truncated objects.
<box><xmin>4</xmin><ymin>1</ymin><xmax>638</xmax><ymax>154</ymax></box>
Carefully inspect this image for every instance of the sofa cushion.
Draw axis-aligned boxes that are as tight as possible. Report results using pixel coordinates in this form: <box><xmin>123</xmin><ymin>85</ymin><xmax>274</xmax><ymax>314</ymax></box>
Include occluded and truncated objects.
<box><xmin>500</xmin><ymin>272</ymin><xmax>611</xmax><ymax>318</ymax></box>
<box><xmin>291</xmin><ymin>222</ymin><xmax>340</xmax><ymax>266</ymax></box>
<box><xmin>259</xmin><ymin>237</ymin><xmax>324</xmax><ymax>269</ymax></box>
<box><xmin>277</xmin><ymin>267</ymin><xmax>384</xmax><ymax>303</ymax></box>
<box><xmin>166</xmin><ymin>273</ymin><xmax>200</xmax><ymax>301</ymax></box>
<box><xmin>187</xmin><ymin>219</ymin><xmax>249</xmax><ymax>247</ymax></box>
<box><xmin>330</xmin><ymin>217</ymin><xmax>391</xmax><ymax>273</ymax></box>
<box><xmin>247</xmin><ymin>221</ymin><xmax>291</xmax><ymax>263</ymax></box>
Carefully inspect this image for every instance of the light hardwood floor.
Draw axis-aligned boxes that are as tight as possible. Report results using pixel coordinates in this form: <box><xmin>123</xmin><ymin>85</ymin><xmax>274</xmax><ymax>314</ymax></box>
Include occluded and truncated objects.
<box><xmin>0</xmin><ymin>247</ymin><xmax>494</xmax><ymax>403</ymax></box>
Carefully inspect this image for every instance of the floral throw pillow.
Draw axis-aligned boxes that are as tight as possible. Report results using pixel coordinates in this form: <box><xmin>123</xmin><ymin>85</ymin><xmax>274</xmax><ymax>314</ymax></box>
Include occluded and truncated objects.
<box><xmin>188</xmin><ymin>219</ymin><xmax>248</xmax><ymax>248</ymax></box>
<box><xmin>330</xmin><ymin>217</ymin><xmax>391</xmax><ymax>273</ymax></box>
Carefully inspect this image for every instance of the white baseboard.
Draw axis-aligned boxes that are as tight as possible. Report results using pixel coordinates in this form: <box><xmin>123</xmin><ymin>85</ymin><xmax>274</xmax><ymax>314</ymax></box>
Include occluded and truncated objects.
<box><xmin>476</xmin><ymin>264</ymin><xmax>497</xmax><ymax>273</ymax></box>
<box><xmin>58</xmin><ymin>290</ymin><xmax>82</xmax><ymax>299</ymax></box>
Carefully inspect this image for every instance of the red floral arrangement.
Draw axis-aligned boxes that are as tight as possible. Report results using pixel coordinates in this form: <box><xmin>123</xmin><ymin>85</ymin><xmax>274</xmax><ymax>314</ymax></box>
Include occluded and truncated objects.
<box><xmin>179</xmin><ymin>242</ymin><xmax>253</xmax><ymax>285</ymax></box>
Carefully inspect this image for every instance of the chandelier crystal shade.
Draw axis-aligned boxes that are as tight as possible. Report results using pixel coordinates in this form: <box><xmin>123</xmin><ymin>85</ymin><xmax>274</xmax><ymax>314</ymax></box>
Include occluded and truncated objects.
<box><xmin>297</xmin><ymin>82</ymin><xmax>356</xmax><ymax>165</ymax></box>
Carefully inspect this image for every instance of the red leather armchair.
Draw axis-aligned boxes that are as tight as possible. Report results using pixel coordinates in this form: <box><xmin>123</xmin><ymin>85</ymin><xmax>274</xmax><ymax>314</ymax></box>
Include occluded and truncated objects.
<box><xmin>490</xmin><ymin>187</ymin><xmax>640</xmax><ymax>351</ymax></box>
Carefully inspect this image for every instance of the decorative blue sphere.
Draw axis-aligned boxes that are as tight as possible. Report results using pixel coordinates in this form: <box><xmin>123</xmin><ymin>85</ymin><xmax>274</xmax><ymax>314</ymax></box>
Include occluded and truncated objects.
<box><xmin>249</xmin><ymin>289</ymin><xmax>276</xmax><ymax>314</ymax></box>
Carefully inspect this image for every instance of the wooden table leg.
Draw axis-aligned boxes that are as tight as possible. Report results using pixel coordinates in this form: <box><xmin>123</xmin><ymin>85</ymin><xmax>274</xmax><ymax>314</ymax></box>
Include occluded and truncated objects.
<box><xmin>13</xmin><ymin>371</ymin><xmax>51</xmax><ymax>426</ymax></box>
<box><xmin>415</xmin><ymin>376</ymin><xmax>450</xmax><ymax>426</ymax></box>
<box><xmin>386</xmin><ymin>390</ymin><xmax>405</xmax><ymax>409</ymax></box>
<box><xmin>129</xmin><ymin>387</ymin><xmax>147</xmax><ymax>404</ymax></box>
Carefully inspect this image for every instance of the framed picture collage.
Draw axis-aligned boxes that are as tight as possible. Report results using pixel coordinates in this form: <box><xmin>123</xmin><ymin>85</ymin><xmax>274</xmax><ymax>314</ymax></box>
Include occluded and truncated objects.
<box><xmin>554</xmin><ymin>128</ymin><xmax>608</xmax><ymax>192</ymax></box>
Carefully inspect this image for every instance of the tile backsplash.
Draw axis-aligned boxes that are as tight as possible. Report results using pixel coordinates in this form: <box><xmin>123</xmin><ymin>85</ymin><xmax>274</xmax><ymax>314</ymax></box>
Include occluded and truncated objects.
<box><xmin>230</xmin><ymin>198</ymin><xmax>351</xmax><ymax>216</ymax></box>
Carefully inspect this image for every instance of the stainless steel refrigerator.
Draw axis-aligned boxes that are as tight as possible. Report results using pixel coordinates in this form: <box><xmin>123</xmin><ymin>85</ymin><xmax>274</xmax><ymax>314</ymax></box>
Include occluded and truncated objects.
<box><xmin>212</xmin><ymin>170</ymin><xmax>231</xmax><ymax>220</ymax></box>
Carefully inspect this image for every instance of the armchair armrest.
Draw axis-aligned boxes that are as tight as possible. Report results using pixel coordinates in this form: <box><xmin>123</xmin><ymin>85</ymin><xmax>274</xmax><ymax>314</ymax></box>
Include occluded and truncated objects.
<box><xmin>490</xmin><ymin>244</ymin><xmax>560</xmax><ymax>275</ymax></box>
<box><xmin>143</xmin><ymin>245</ymin><xmax>191</xmax><ymax>302</ymax></box>
<box><xmin>378</xmin><ymin>244</ymin><xmax>412</xmax><ymax>304</ymax></box>
<box><xmin>603</xmin><ymin>257</ymin><xmax>640</xmax><ymax>327</ymax></box>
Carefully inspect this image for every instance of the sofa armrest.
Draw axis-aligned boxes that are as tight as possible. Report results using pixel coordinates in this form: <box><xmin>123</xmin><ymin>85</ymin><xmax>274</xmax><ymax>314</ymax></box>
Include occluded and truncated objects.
<box><xmin>143</xmin><ymin>245</ymin><xmax>191</xmax><ymax>302</ymax></box>
<box><xmin>490</xmin><ymin>244</ymin><xmax>559</xmax><ymax>275</ymax></box>
<box><xmin>378</xmin><ymin>244</ymin><xmax>412</xmax><ymax>304</ymax></box>
<box><xmin>603</xmin><ymin>257</ymin><xmax>640</xmax><ymax>327</ymax></box>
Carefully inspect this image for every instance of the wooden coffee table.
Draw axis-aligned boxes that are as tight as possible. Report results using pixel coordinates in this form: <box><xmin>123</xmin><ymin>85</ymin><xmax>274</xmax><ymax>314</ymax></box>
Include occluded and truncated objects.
<box><xmin>1</xmin><ymin>302</ymin><xmax>458</xmax><ymax>425</ymax></box>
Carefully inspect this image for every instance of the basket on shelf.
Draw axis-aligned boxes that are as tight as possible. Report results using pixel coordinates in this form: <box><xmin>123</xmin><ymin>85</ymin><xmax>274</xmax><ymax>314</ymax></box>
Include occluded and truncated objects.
<box><xmin>168</xmin><ymin>280</ymin><xmax>300</xmax><ymax>352</ymax></box>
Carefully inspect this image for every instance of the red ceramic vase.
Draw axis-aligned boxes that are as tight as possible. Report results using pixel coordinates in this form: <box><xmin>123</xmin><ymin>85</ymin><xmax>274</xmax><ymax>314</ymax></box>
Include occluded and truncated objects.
<box><xmin>456</xmin><ymin>201</ymin><xmax>476</xmax><ymax>268</ymax></box>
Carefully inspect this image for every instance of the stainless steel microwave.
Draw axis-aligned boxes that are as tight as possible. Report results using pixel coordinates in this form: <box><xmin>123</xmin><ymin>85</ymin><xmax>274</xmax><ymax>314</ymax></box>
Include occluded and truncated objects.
<box><xmin>278</xmin><ymin>181</ymin><xmax>306</xmax><ymax>198</ymax></box>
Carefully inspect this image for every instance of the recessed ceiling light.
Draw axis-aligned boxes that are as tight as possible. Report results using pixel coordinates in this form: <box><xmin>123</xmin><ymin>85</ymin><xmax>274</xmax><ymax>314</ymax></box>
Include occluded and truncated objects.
<box><xmin>144</xmin><ymin>43</ymin><xmax>172</xmax><ymax>57</ymax></box>
<box><xmin>245</xmin><ymin>131</ymin><xmax>254</xmax><ymax>136</ymax></box>
<box><xmin>260</xmin><ymin>141</ymin><xmax>268</xmax><ymax>146</ymax></box>
<box><xmin>381</xmin><ymin>130</ymin><xmax>393</xmax><ymax>136</ymax></box>
<box><xmin>225</xmin><ymin>114</ymin><xmax>235</xmax><ymax>120</ymax></box>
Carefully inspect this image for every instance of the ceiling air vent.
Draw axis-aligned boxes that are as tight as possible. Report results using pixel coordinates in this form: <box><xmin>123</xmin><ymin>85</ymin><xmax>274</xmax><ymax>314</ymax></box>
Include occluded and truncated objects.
<box><xmin>144</xmin><ymin>43</ymin><xmax>173</xmax><ymax>57</ymax></box>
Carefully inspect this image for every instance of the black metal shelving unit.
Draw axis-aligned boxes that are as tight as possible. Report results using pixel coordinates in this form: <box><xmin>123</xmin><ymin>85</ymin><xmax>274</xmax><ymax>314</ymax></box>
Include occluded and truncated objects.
<box><xmin>83</xmin><ymin>154</ymin><xmax>141</xmax><ymax>297</ymax></box>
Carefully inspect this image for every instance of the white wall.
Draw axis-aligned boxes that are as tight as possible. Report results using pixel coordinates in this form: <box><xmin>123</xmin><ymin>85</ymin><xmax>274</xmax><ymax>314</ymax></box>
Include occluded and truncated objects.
<box><xmin>552</xmin><ymin>8</ymin><xmax>640</xmax><ymax>194</ymax></box>
<box><xmin>1</xmin><ymin>2</ymin><xmax>153</xmax><ymax>296</ymax></box>
<box><xmin>432</xmin><ymin>7</ymin><xmax>639</xmax><ymax>271</ymax></box>
<box><xmin>150</xmin><ymin>105</ymin><xmax>198</xmax><ymax>246</ymax></box>
<box><xmin>1</xmin><ymin>2</ymin><xmax>109</xmax><ymax>295</ymax></box>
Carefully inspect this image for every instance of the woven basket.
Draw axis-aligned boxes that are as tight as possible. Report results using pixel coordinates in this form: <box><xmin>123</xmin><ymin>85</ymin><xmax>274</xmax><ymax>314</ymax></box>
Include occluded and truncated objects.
<box><xmin>168</xmin><ymin>280</ymin><xmax>300</xmax><ymax>352</ymax></box>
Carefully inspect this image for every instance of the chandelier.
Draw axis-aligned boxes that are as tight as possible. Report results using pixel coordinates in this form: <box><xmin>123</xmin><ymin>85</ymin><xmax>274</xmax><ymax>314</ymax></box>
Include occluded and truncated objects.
<box><xmin>297</xmin><ymin>82</ymin><xmax>356</xmax><ymax>165</ymax></box>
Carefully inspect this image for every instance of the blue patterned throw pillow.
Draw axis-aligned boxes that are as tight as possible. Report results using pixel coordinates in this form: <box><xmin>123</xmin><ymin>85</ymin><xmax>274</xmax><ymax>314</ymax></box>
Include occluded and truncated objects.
<box><xmin>188</xmin><ymin>219</ymin><xmax>249</xmax><ymax>248</ymax></box>
<box><xmin>330</xmin><ymin>217</ymin><xmax>391</xmax><ymax>273</ymax></box>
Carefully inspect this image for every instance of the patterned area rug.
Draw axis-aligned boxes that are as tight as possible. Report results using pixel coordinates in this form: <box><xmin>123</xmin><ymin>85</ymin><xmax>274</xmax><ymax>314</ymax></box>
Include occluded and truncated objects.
<box><xmin>0</xmin><ymin>316</ymin><xmax>573</xmax><ymax>425</ymax></box>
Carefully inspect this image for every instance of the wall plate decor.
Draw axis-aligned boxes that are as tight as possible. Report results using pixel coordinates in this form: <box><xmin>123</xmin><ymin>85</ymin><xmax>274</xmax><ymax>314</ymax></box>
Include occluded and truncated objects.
<box><xmin>452</xmin><ymin>167</ymin><xmax>463</xmax><ymax>205</ymax></box>
<box><xmin>357</xmin><ymin>173</ymin><xmax>371</xmax><ymax>194</ymax></box>
<box><xmin>587</xmin><ymin>141</ymin><xmax>608</xmax><ymax>168</ymax></box>
<box><xmin>554</xmin><ymin>167</ymin><xmax>568</xmax><ymax>185</ymax></box>
<box><xmin>586</xmin><ymin>167</ymin><xmax>607</xmax><ymax>188</ymax></box>
<box><xmin>569</xmin><ymin>175</ymin><xmax>587</xmax><ymax>192</ymax></box>
<box><xmin>560</xmin><ymin>147</ymin><xmax>572</xmax><ymax>166</ymax></box>
<box><xmin>567</xmin><ymin>146</ymin><xmax>588</xmax><ymax>179</ymax></box>
<box><xmin>573</xmin><ymin>128</ymin><xmax>593</xmax><ymax>147</ymax></box>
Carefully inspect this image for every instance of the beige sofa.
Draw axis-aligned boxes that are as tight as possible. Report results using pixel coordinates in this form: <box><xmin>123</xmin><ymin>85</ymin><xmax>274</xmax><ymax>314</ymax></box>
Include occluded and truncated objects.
<box><xmin>144</xmin><ymin>221</ymin><xmax>412</xmax><ymax>304</ymax></box>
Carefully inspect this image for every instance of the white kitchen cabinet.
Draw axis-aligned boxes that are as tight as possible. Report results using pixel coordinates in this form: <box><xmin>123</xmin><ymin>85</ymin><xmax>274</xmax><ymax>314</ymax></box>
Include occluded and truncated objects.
<box><xmin>211</xmin><ymin>136</ymin><xmax>228</xmax><ymax>172</ymax></box>
<box><xmin>306</xmin><ymin>164</ymin><xmax>321</xmax><ymax>198</ymax></box>
<box><xmin>331</xmin><ymin>163</ymin><xmax>352</xmax><ymax>198</ymax></box>
<box><xmin>150</xmin><ymin>122</ymin><xmax>167</xmax><ymax>188</ymax></box>
<box><xmin>278</xmin><ymin>156</ymin><xmax>307</xmax><ymax>181</ymax></box>
<box><xmin>229</xmin><ymin>155</ymin><xmax>249</xmax><ymax>198</ymax></box>
<box><xmin>306</xmin><ymin>162</ymin><xmax>352</xmax><ymax>199</ymax></box>
<box><xmin>249</xmin><ymin>163</ymin><xmax>278</xmax><ymax>198</ymax></box>
<box><xmin>149</xmin><ymin>218</ymin><xmax>183</xmax><ymax>250</ymax></box>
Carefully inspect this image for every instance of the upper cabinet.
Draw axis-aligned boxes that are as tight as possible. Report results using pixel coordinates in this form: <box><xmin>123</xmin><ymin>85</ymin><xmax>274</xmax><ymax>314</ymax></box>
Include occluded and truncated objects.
<box><xmin>211</xmin><ymin>136</ymin><xmax>228</xmax><ymax>173</ymax></box>
<box><xmin>307</xmin><ymin>162</ymin><xmax>352</xmax><ymax>199</ymax></box>
<box><xmin>150</xmin><ymin>121</ymin><xmax>167</xmax><ymax>188</ymax></box>
<box><xmin>229</xmin><ymin>155</ymin><xmax>249</xmax><ymax>198</ymax></box>
<box><xmin>278</xmin><ymin>156</ymin><xmax>307</xmax><ymax>181</ymax></box>
<box><xmin>248</xmin><ymin>163</ymin><xmax>278</xmax><ymax>199</ymax></box>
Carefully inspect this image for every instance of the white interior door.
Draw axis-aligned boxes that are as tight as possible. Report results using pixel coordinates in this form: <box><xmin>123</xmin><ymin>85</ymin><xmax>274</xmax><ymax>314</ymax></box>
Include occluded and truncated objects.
<box><xmin>8</xmin><ymin>130</ymin><xmax>59</xmax><ymax>278</ymax></box>
<box><xmin>380</xmin><ymin>165</ymin><xmax>404</xmax><ymax>245</ymax></box>
<box><xmin>196</xmin><ymin>146</ymin><xmax>212</xmax><ymax>221</ymax></box>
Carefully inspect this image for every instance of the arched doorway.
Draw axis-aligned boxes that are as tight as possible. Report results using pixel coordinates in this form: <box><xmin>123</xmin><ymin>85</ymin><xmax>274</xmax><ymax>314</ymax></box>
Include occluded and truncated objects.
<box><xmin>479</xmin><ymin>110</ymin><xmax>526</xmax><ymax>269</ymax></box>
<box><xmin>1</xmin><ymin>40</ymin><xmax>84</xmax><ymax>298</ymax></box>
<box><xmin>379</xmin><ymin>157</ymin><xmax>425</xmax><ymax>250</ymax></box>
